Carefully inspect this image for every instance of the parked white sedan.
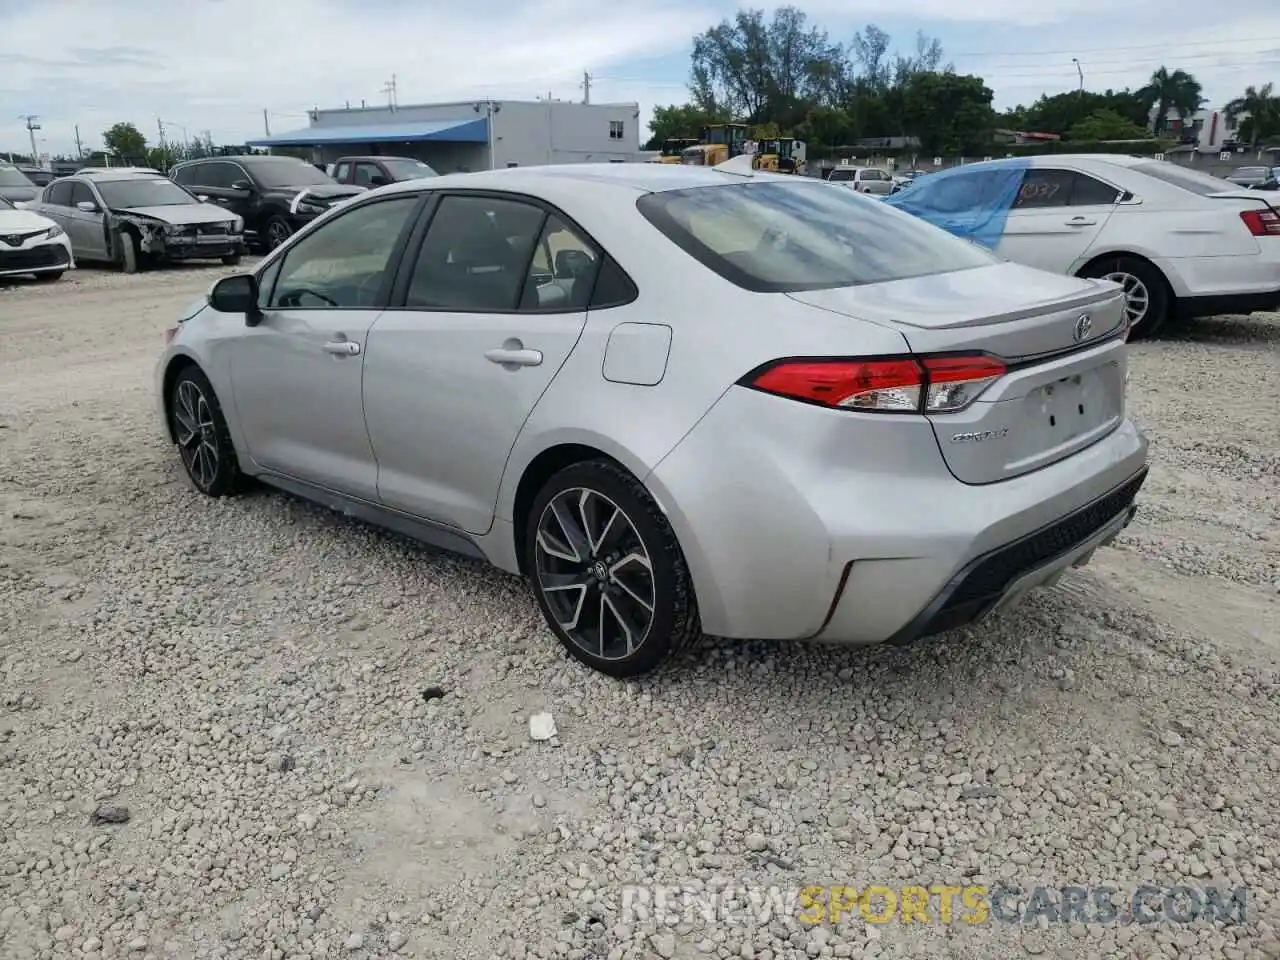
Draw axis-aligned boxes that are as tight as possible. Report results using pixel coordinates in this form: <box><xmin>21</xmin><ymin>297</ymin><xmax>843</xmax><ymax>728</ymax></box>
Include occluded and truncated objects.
<box><xmin>0</xmin><ymin>196</ymin><xmax>73</xmax><ymax>281</ymax></box>
<box><xmin>886</xmin><ymin>154</ymin><xmax>1280</xmax><ymax>337</ymax></box>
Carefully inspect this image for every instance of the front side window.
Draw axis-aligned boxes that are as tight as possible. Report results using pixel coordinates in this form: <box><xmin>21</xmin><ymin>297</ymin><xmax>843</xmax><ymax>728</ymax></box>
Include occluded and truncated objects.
<box><xmin>637</xmin><ymin>180</ymin><xmax>997</xmax><ymax>293</ymax></box>
<box><xmin>353</xmin><ymin>163</ymin><xmax>383</xmax><ymax>187</ymax></box>
<box><xmin>268</xmin><ymin>196</ymin><xmax>421</xmax><ymax>309</ymax></box>
<box><xmin>404</xmin><ymin>195</ymin><xmax>547</xmax><ymax>311</ymax></box>
<box><xmin>334</xmin><ymin>162</ymin><xmax>352</xmax><ymax>182</ymax></box>
<box><xmin>68</xmin><ymin>182</ymin><xmax>96</xmax><ymax>208</ymax></box>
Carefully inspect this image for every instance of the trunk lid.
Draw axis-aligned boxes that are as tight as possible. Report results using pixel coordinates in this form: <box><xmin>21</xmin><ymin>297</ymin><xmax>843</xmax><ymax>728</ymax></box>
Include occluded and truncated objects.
<box><xmin>787</xmin><ymin>261</ymin><xmax>1129</xmax><ymax>485</ymax></box>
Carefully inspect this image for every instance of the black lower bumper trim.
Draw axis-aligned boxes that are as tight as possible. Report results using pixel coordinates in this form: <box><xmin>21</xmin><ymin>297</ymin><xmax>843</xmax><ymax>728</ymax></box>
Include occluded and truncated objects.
<box><xmin>1177</xmin><ymin>292</ymin><xmax>1280</xmax><ymax>320</ymax></box>
<box><xmin>886</xmin><ymin>466</ymin><xmax>1149</xmax><ymax>646</ymax></box>
<box><xmin>0</xmin><ymin>245</ymin><xmax>70</xmax><ymax>271</ymax></box>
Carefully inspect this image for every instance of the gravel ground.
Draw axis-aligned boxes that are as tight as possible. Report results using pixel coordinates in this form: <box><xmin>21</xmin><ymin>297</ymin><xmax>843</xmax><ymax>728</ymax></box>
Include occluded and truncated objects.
<box><xmin>1</xmin><ymin>264</ymin><xmax>1278</xmax><ymax>960</ymax></box>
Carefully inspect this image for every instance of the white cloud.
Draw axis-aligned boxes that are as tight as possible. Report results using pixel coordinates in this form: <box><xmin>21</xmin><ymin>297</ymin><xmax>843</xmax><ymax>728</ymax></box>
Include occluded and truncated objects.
<box><xmin>0</xmin><ymin>0</ymin><xmax>713</xmax><ymax>156</ymax></box>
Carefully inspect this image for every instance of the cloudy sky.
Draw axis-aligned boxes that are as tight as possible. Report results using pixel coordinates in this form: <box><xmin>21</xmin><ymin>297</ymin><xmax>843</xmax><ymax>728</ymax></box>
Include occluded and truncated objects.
<box><xmin>2</xmin><ymin>0</ymin><xmax>1279</xmax><ymax>159</ymax></box>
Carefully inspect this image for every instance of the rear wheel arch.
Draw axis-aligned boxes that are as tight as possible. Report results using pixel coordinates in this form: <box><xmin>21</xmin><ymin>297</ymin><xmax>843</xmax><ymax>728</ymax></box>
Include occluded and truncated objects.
<box><xmin>1075</xmin><ymin>251</ymin><xmax>1174</xmax><ymax>338</ymax></box>
<box><xmin>513</xmin><ymin>443</ymin><xmax>621</xmax><ymax>576</ymax></box>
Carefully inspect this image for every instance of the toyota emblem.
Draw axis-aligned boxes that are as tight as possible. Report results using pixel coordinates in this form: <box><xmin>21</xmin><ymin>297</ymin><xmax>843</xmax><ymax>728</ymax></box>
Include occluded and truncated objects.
<box><xmin>1073</xmin><ymin>313</ymin><xmax>1093</xmax><ymax>343</ymax></box>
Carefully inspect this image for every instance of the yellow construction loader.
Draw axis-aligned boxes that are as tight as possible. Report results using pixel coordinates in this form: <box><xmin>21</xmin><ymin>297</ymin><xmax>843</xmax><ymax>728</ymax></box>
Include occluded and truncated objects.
<box><xmin>679</xmin><ymin>124</ymin><xmax>750</xmax><ymax>166</ymax></box>
<box><xmin>752</xmin><ymin>138</ymin><xmax>808</xmax><ymax>175</ymax></box>
<box><xmin>650</xmin><ymin>138</ymin><xmax>700</xmax><ymax>164</ymax></box>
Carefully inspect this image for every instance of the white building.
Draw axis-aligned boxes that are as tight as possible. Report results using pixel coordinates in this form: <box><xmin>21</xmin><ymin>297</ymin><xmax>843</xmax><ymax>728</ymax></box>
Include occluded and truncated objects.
<box><xmin>247</xmin><ymin>99</ymin><xmax>646</xmax><ymax>172</ymax></box>
<box><xmin>1152</xmin><ymin>105</ymin><xmax>1245</xmax><ymax>154</ymax></box>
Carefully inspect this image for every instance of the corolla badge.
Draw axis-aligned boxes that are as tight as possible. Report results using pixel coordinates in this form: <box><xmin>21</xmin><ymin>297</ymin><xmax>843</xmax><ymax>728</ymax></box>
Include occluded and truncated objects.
<box><xmin>950</xmin><ymin>427</ymin><xmax>1009</xmax><ymax>443</ymax></box>
<box><xmin>1073</xmin><ymin>313</ymin><xmax>1093</xmax><ymax>342</ymax></box>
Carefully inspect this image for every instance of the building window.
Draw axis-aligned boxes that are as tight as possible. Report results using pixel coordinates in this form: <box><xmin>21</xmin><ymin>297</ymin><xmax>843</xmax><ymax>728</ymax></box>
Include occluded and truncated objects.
<box><xmin>609</xmin><ymin>120</ymin><xmax>625</xmax><ymax>141</ymax></box>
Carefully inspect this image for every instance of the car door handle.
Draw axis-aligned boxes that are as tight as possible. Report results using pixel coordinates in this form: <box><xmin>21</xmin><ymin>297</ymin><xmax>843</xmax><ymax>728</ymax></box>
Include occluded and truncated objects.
<box><xmin>323</xmin><ymin>340</ymin><xmax>360</xmax><ymax>356</ymax></box>
<box><xmin>485</xmin><ymin>346</ymin><xmax>543</xmax><ymax>367</ymax></box>
<box><xmin>1066</xmin><ymin>217</ymin><xmax>1097</xmax><ymax>226</ymax></box>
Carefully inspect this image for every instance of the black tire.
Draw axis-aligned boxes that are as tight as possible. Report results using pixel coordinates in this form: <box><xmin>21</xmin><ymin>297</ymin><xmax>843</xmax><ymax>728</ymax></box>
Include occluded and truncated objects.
<box><xmin>524</xmin><ymin>459</ymin><xmax>701</xmax><ymax>678</ymax></box>
<box><xmin>33</xmin><ymin>271</ymin><xmax>63</xmax><ymax>282</ymax></box>
<box><xmin>1079</xmin><ymin>255</ymin><xmax>1170</xmax><ymax>340</ymax></box>
<box><xmin>221</xmin><ymin>253</ymin><xmax>243</xmax><ymax>266</ymax></box>
<box><xmin>265</xmin><ymin>215</ymin><xmax>294</xmax><ymax>250</ymax></box>
<box><xmin>167</xmin><ymin>365</ymin><xmax>245</xmax><ymax>498</ymax></box>
<box><xmin>118</xmin><ymin>230</ymin><xmax>139</xmax><ymax>274</ymax></box>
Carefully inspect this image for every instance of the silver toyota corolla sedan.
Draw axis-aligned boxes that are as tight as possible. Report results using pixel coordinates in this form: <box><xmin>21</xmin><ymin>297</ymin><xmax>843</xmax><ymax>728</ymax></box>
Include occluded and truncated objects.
<box><xmin>155</xmin><ymin>163</ymin><xmax>1149</xmax><ymax>677</ymax></box>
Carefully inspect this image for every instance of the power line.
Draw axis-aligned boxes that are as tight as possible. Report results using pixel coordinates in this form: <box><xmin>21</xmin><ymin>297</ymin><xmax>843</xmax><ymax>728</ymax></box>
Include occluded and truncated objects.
<box><xmin>943</xmin><ymin>35</ymin><xmax>1280</xmax><ymax>59</ymax></box>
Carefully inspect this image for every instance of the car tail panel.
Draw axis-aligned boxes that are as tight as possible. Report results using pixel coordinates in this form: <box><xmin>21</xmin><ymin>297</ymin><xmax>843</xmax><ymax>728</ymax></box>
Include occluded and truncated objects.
<box><xmin>786</xmin><ymin>261</ymin><xmax>1131</xmax><ymax>484</ymax></box>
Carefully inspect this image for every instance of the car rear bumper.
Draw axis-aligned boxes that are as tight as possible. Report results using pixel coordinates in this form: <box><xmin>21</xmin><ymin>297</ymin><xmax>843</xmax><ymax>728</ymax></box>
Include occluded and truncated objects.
<box><xmin>0</xmin><ymin>240</ymin><xmax>72</xmax><ymax>277</ymax></box>
<box><xmin>647</xmin><ymin>385</ymin><xmax>1149</xmax><ymax>645</ymax></box>
<box><xmin>1156</xmin><ymin>252</ymin><xmax>1280</xmax><ymax>304</ymax></box>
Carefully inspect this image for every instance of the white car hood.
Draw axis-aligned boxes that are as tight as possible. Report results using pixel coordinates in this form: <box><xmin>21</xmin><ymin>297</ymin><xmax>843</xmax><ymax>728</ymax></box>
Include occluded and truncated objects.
<box><xmin>0</xmin><ymin>208</ymin><xmax>57</xmax><ymax>233</ymax></box>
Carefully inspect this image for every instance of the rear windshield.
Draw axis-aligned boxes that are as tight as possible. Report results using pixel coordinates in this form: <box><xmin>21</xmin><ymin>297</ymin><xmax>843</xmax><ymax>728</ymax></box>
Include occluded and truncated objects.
<box><xmin>636</xmin><ymin>180</ymin><xmax>997</xmax><ymax>293</ymax></box>
<box><xmin>1133</xmin><ymin>161</ymin><xmax>1240</xmax><ymax>196</ymax></box>
<box><xmin>1233</xmin><ymin>167</ymin><xmax>1268</xmax><ymax>178</ymax></box>
<box><xmin>0</xmin><ymin>167</ymin><xmax>34</xmax><ymax>187</ymax></box>
<box><xmin>826</xmin><ymin>168</ymin><xmax>856</xmax><ymax>181</ymax></box>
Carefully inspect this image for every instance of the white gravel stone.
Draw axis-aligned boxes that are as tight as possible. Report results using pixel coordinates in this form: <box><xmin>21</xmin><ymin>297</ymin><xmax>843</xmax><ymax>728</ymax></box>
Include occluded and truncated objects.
<box><xmin>0</xmin><ymin>267</ymin><xmax>1277</xmax><ymax>960</ymax></box>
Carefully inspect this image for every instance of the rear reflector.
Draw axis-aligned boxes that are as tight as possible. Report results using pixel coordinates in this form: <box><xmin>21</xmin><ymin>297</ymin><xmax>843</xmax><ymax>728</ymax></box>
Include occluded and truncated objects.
<box><xmin>743</xmin><ymin>353</ymin><xmax>1006</xmax><ymax>414</ymax></box>
<box><xmin>1240</xmin><ymin>208</ymin><xmax>1280</xmax><ymax>236</ymax></box>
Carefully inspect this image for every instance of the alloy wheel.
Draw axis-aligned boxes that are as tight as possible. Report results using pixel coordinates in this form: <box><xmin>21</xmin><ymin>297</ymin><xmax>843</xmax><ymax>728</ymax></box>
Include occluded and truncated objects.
<box><xmin>173</xmin><ymin>380</ymin><xmax>219</xmax><ymax>490</ymax></box>
<box><xmin>268</xmin><ymin>221</ymin><xmax>292</xmax><ymax>249</ymax></box>
<box><xmin>534</xmin><ymin>488</ymin><xmax>656</xmax><ymax>661</ymax></box>
<box><xmin>1104</xmin><ymin>271</ymin><xmax>1150</xmax><ymax>329</ymax></box>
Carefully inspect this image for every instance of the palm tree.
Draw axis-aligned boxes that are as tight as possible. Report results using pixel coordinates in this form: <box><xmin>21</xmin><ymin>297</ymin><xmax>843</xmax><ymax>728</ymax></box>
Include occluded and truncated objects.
<box><xmin>1138</xmin><ymin>67</ymin><xmax>1204</xmax><ymax>135</ymax></box>
<box><xmin>1225</xmin><ymin>83</ymin><xmax>1280</xmax><ymax>150</ymax></box>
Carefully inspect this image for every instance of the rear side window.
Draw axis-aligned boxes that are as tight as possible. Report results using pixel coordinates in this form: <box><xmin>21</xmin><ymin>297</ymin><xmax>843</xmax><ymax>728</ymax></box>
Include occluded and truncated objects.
<box><xmin>1133</xmin><ymin>162</ymin><xmax>1238</xmax><ymax>196</ymax></box>
<box><xmin>1014</xmin><ymin>169</ymin><xmax>1121</xmax><ymax>208</ymax></box>
<box><xmin>637</xmin><ymin>180</ymin><xmax>997</xmax><ymax>293</ymax></box>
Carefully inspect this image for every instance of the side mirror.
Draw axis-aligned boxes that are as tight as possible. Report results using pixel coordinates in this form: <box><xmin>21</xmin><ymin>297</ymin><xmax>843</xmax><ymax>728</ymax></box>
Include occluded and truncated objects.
<box><xmin>196</xmin><ymin>194</ymin><xmax>209</xmax><ymax>202</ymax></box>
<box><xmin>208</xmin><ymin>273</ymin><xmax>260</xmax><ymax>321</ymax></box>
<box><xmin>230</xmin><ymin>180</ymin><xmax>253</xmax><ymax>192</ymax></box>
<box><xmin>76</xmin><ymin>200</ymin><xmax>98</xmax><ymax>213</ymax></box>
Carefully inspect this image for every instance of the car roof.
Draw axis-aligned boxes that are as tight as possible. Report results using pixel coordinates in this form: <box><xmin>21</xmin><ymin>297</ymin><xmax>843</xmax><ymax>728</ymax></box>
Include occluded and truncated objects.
<box><xmin>370</xmin><ymin>161</ymin><xmax>803</xmax><ymax>197</ymax></box>
<box><xmin>77</xmin><ymin>167</ymin><xmax>163</xmax><ymax>176</ymax></box>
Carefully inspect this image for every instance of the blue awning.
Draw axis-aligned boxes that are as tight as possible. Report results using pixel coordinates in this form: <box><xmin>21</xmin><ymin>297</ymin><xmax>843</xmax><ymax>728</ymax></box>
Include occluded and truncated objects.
<box><xmin>246</xmin><ymin>118</ymin><xmax>488</xmax><ymax>147</ymax></box>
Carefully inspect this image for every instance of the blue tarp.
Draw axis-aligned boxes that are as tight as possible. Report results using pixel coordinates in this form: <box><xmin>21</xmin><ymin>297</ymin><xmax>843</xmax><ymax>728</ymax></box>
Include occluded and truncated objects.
<box><xmin>883</xmin><ymin>159</ymin><xmax>1030</xmax><ymax>249</ymax></box>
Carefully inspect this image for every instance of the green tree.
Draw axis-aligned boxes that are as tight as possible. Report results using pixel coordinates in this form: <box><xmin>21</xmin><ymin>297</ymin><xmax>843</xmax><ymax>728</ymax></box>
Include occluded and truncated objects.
<box><xmin>102</xmin><ymin>122</ymin><xmax>147</xmax><ymax>161</ymax></box>
<box><xmin>1137</xmin><ymin>67</ymin><xmax>1203</xmax><ymax>135</ymax></box>
<box><xmin>1067</xmin><ymin>109</ymin><xmax>1149</xmax><ymax>141</ymax></box>
<box><xmin>689</xmin><ymin>7</ymin><xmax>844</xmax><ymax>125</ymax></box>
<box><xmin>901</xmin><ymin>72</ymin><xmax>996</xmax><ymax>155</ymax></box>
<box><xmin>645</xmin><ymin>104</ymin><xmax>723</xmax><ymax>149</ymax></box>
<box><xmin>1225</xmin><ymin>83</ymin><xmax>1280</xmax><ymax>149</ymax></box>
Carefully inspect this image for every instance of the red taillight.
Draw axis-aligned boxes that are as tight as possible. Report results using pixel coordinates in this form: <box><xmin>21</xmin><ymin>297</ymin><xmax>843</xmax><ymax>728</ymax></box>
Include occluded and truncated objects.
<box><xmin>1240</xmin><ymin>209</ymin><xmax>1280</xmax><ymax>236</ymax></box>
<box><xmin>744</xmin><ymin>353</ymin><xmax>1006</xmax><ymax>414</ymax></box>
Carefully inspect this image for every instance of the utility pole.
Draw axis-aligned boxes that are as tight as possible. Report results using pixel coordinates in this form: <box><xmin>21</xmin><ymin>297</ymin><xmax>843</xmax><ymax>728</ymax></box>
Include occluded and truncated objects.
<box><xmin>1072</xmin><ymin>58</ymin><xmax>1084</xmax><ymax>95</ymax></box>
<box><xmin>580</xmin><ymin>71</ymin><xmax>593</xmax><ymax>105</ymax></box>
<box><xmin>157</xmin><ymin>117</ymin><xmax>167</xmax><ymax>153</ymax></box>
<box><xmin>382</xmin><ymin>74</ymin><xmax>398</xmax><ymax>110</ymax></box>
<box><xmin>20</xmin><ymin>115</ymin><xmax>40</xmax><ymax>163</ymax></box>
<box><xmin>263</xmin><ymin>109</ymin><xmax>271</xmax><ymax>137</ymax></box>
<box><xmin>74</xmin><ymin>125</ymin><xmax>84</xmax><ymax>159</ymax></box>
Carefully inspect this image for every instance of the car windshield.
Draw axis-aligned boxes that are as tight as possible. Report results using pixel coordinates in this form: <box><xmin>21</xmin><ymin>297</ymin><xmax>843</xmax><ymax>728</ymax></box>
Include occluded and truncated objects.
<box><xmin>380</xmin><ymin>158</ymin><xmax>437</xmax><ymax>179</ymax></box>
<box><xmin>244</xmin><ymin>159</ymin><xmax>336</xmax><ymax>188</ymax></box>
<box><xmin>1133</xmin><ymin>161</ymin><xmax>1247</xmax><ymax>196</ymax></box>
<box><xmin>96</xmin><ymin>178</ymin><xmax>197</xmax><ymax>209</ymax></box>
<box><xmin>637</xmin><ymin>180</ymin><xmax>998</xmax><ymax>293</ymax></box>
<box><xmin>0</xmin><ymin>167</ymin><xmax>34</xmax><ymax>187</ymax></box>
